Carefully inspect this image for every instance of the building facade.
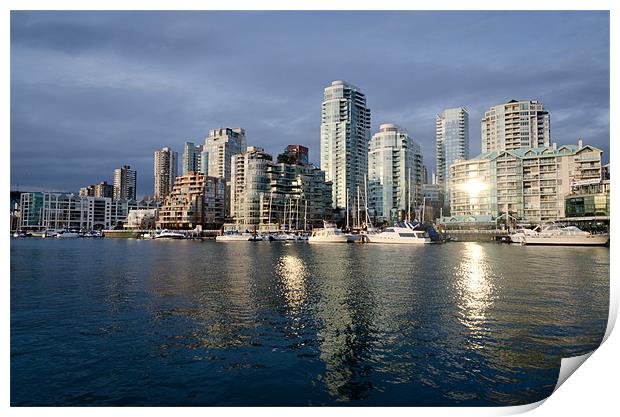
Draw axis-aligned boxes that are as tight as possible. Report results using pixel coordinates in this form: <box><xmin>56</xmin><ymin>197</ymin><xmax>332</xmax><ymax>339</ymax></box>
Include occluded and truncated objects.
<box><xmin>368</xmin><ymin>124</ymin><xmax>423</xmax><ymax>224</ymax></box>
<box><xmin>113</xmin><ymin>165</ymin><xmax>137</xmax><ymax>200</ymax></box>
<box><xmin>156</xmin><ymin>173</ymin><xmax>226</xmax><ymax>229</ymax></box>
<box><xmin>481</xmin><ymin>99</ymin><xmax>550</xmax><ymax>153</ymax></box>
<box><xmin>320</xmin><ymin>80</ymin><xmax>371</xmax><ymax>211</ymax></box>
<box><xmin>279</xmin><ymin>145</ymin><xmax>309</xmax><ymax>165</ymax></box>
<box><xmin>435</xmin><ymin>107</ymin><xmax>469</xmax><ymax>214</ymax></box>
<box><xmin>153</xmin><ymin>147</ymin><xmax>178</xmax><ymax>200</ymax></box>
<box><xmin>449</xmin><ymin>140</ymin><xmax>603</xmax><ymax>223</ymax></box>
<box><xmin>230</xmin><ymin>146</ymin><xmax>332</xmax><ymax>230</ymax></box>
<box><xmin>182</xmin><ymin>142</ymin><xmax>203</xmax><ymax>176</ymax></box>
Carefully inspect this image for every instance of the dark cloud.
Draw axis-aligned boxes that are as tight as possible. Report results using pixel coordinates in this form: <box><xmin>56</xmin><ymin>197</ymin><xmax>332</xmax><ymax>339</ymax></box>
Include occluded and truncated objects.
<box><xmin>10</xmin><ymin>11</ymin><xmax>610</xmax><ymax>196</ymax></box>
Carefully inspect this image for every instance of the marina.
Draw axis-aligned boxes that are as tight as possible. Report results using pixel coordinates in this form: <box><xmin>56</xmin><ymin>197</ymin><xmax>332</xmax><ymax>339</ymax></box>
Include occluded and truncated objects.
<box><xmin>10</xmin><ymin>238</ymin><xmax>609</xmax><ymax>406</ymax></box>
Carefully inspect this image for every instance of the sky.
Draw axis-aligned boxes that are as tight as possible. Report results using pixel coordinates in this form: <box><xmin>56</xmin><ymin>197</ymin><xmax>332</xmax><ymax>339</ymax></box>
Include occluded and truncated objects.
<box><xmin>10</xmin><ymin>11</ymin><xmax>610</xmax><ymax>197</ymax></box>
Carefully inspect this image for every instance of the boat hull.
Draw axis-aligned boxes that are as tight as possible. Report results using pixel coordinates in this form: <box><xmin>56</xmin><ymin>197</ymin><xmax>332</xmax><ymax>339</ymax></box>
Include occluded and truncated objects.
<box><xmin>366</xmin><ymin>235</ymin><xmax>431</xmax><ymax>244</ymax></box>
<box><xmin>308</xmin><ymin>236</ymin><xmax>349</xmax><ymax>244</ymax></box>
<box><xmin>523</xmin><ymin>235</ymin><xmax>609</xmax><ymax>246</ymax></box>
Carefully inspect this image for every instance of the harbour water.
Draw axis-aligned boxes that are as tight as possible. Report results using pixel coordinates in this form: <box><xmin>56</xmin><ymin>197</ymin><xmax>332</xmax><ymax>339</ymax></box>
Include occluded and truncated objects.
<box><xmin>11</xmin><ymin>239</ymin><xmax>609</xmax><ymax>406</ymax></box>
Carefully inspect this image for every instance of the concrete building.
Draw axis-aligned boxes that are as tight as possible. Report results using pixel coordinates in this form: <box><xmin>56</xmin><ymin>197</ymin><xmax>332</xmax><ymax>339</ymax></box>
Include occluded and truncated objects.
<box><xmin>153</xmin><ymin>147</ymin><xmax>178</xmax><ymax>200</ymax></box>
<box><xmin>481</xmin><ymin>99</ymin><xmax>550</xmax><ymax>153</ymax></box>
<box><xmin>230</xmin><ymin>146</ymin><xmax>332</xmax><ymax>230</ymax></box>
<box><xmin>435</xmin><ymin>107</ymin><xmax>469</xmax><ymax>214</ymax></box>
<box><xmin>182</xmin><ymin>142</ymin><xmax>204</xmax><ymax>175</ymax></box>
<box><xmin>202</xmin><ymin>128</ymin><xmax>246</xmax><ymax>216</ymax></box>
<box><xmin>124</xmin><ymin>208</ymin><xmax>159</xmax><ymax>230</ymax></box>
<box><xmin>448</xmin><ymin>139</ymin><xmax>603</xmax><ymax>223</ymax></box>
<box><xmin>367</xmin><ymin>124</ymin><xmax>423</xmax><ymax>224</ymax></box>
<box><xmin>320</xmin><ymin>80</ymin><xmax>371</xmax><ymax>211</ymax></box>
<box><xmin>20</xmin><ymin>193</ymin><xmax>112</xmax><ymax>231</ymax></box>
<box><xmin>156</xmin><ymin>172</ymin><xmax>226</xmax><ymax>229</ymax></box>
<box><xmin>279</xmin><ymin>145</ymin><xmax>309</xmax><ymax>165</ymax></box>
<box><xmin>113</xmin><ymin>165</ymin><xmax>137</xmax><ymax>200</ymax></box>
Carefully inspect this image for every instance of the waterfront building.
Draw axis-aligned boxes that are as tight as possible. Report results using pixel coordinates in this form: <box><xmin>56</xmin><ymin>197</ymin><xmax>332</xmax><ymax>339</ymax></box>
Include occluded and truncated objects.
<box><xmin>230</xmin><ymin>146</ymin><xmax>332</xmax><ymax>230</ymax></box>
<box><xmin>124</xmin><ymin>208</ymin><xmax>159</xmax><ymax>230</ymax></box>
<box><xmin>156</xmin><ymin>172</ymin><xmax>226</xmax><ymax>229</ymax></box>
<box><xmin>481</xmin><ymin>99</ymin><xmax>550</xmax><ymax>153</ymax></box>
<box><xmin>422</xmin><ymin>182</ymin><xmax>444</xmax><ymax>222</ymax></box>
<box><xmin>153</xmin><ymin>147</ymin><xmax>178</xmax><ymax>200</ymax></box>
<box><xmin>367</xmin><ymin>124</ymin><xmax>423</xmax><ymax>224</ymax></box>
<box><xmin>448</xmin><ymin>139</ymin><xmax>603</xmax><ymax>223</ymax></box>
<box><xmin>564</xmin><ymin>162</ymin><xmax>610</xmax><ymax>220</ymax></box>
<box><xmin>279</xmin><ymin>145</ymin><xmax>309</xmax><ymax>165</ymax></box>
<box><xmin>435</xmin><ymin>107</ymin><xmax>469</xmax><ymax>214</ymax></box>
<box><xmin>320</xmin><ymin>80</ymin><xmax>371</xmax><ymax>212</ymax></box>
<box><xmin>182</xmin><ymin>142</ymin><xmax>204</xmax><ymax>175</ymax></box>
<box><xmin>113</xmin><ymin>165</ymin><xmax>137</xmax><ymax>200</ymax></box>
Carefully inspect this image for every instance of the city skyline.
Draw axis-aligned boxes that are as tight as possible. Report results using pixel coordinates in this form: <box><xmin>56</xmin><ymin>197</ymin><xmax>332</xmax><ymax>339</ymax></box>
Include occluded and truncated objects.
<box><xmin>11</xmin><ymin>11</ymin><xmax>610</xmax><ymax>196</ymax></box>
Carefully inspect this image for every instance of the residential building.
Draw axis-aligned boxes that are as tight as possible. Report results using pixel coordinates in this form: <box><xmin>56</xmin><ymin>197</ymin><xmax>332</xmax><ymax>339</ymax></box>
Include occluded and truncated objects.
<box><xmin>20</xmin><ymin>193</ymin><xmax>112</xmax><ymax>231</ymax></box>
<box><xmin>448</xmin><ymin>139</ymin><xmax>603</xmax><ymax>223</ymax></box>
<box><xmin>182</xmin><ymin>141</ymin><xmax>203</xmax><ymax>175</ymax></box>
<box><xmin>79</xmin><ymin>185</ymin><xmax>95</xmax><ymax>197</ymax></box>
<box><xmin>230</xmin><ymin>146</ymin><xmax>332</xmax><ymax>230</ymax></box>
<box><xmin>153</xmin><ymin>147</ymin><xmax>178</xmax><ymax>200</ymax></box>
<box><xmin>156</xmin><ymin>172</ymin><xmax>226</xmax><ymax>229</ymax></box>
<box><xmin>124</xmin><ymin>209</ymin><xmax>159</xmax><ymax>230</ymax></box>
<box><xmin>367</xmin><ymin>124</ymin><xmax>423</xmax><ymax>224</ymax></box>
<box><xmin>113</xmin><ymin>165</ymin><xmax>137</xmax><ymax>200</ymax></box>
<box><xmin>279</xmin><ymin>145</ymin><xmax>309</xmax><ymax>165</ymax></box>
<box><xmin>481</xmin><ymin>99</ymin><xmax>550</xmax><ymax>153</ymax></box>
<box><xmin>435</xmin><ymin>107</ymin><xmax>469</xmax><ymax>214</ymax></box>
<box><xmin>202</xmin><ymin>128</ymin><xmax>246</xmax><ymax>216</ymax></box>
<box><xmin>320</xmin><ymin>80</ymin><xmax>371</xmax><ymax>211</ymax></box>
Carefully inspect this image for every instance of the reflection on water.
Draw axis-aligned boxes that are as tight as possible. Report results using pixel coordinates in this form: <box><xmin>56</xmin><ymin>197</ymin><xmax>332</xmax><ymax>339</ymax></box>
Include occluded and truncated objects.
<box><xmin>10</xmin><ymin>239</ymin><xmax>609</xmax><ymax>406</ymax></box>
<box><xmin>455</xmin><ymin>243</ymin><xmax>495</xmax><ymax>347</ymax></box>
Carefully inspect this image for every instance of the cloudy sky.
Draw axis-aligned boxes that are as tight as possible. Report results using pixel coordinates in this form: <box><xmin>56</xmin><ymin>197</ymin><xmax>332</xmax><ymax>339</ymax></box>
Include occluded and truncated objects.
<box><xmin>11</xmin><ymin>11</ymin><xmax>609</xmax><ymax>197</ymax></box>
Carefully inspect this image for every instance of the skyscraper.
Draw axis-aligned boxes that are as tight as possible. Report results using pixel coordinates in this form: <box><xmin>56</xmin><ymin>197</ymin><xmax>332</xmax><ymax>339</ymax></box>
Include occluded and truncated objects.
<box><xmin>153</xmin><ymin>147</ymin><xmax>178</xmax><ymax>200</ymax></box>
<box><xmin>202</xmin><ymin>128</ymin><xmax>246</xmax><ymax>216</ymax></box>
<box><xmin>202</xmin><ymin>128</ymin><xmax>246</xmax><ymax>179</ymax></box>
<box><xmin>320</xmin><ymin>80</ymin><xmax>371</xmax><ymax>211</ymax></box>
<box><xmin>182</xmin><ymin>142</ymin><xmax>203</xmax><ymax>175</ymax></box>
<box><xmin>368</xmin><ymin>124</ymin><xmax>423</xmax><ymax>223</ymax></box>
<box><xmin>435</xmin><ymin>107</ymin><xmax>469</xmax><ymax>214</ymax></box>
<box><xmin>113</xmin><ymin>165</ymin><xmax>137</xmax><ymax>200</ymax></box>
<box><xmin>481</xmin><ymin>99</ymin><xmax>550</xmax><ymax>153</ymax></box>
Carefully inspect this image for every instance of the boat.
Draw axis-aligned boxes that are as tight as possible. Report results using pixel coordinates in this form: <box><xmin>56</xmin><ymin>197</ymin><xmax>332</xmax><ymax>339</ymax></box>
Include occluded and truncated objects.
<box><xmin>308</xmin><ymin>222</ymin><xmax>351</xmax><ymax>244</ymax></box>
<box><xmin>30</xmin><ymin>230</ymin><xmax>48</xmax><ymax>238</ymax></box>
<box><xmin>365</xmin><ymin>221</ymin><xmax>431</xmax><ymax>244</ymax></box>
<box><xmin>82</xmin><ymin>230</ymin><xmax>104</xmax><ymax>238</ymax></box>
<box><xmin>215</xmin><ymin>230</ymin><xmax>250</xmax><ymax>242</ymax></box>
<box><xmin>55</xmin><ymin>229</ymin><xmax>80</xmax><ymax>239</ymax></box>
<box><xmin>508</xmin><ymin>227</ymin><xmax>537</xmax><ymax>244</ymax></box>
<box><xmin>515</xmin><ymin>223</ymin><xmax>609</xmax><ymax>246</ymax></box>
<box><xmin>153</xmin><ymin>229</ymin><xmax>186</xmax><ymax>240</ymax></box>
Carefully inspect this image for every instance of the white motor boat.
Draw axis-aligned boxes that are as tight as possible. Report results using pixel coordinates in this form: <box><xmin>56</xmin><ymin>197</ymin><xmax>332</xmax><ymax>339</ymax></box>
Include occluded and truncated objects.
<box><xmin>508</xmin><ymin>227</ymin><xmax>537</xmax><ymax>244</ymax></box>
<box><xmin>517</xmin><ymin>224</ymin><xmax>609</xmax><ymax>246</ymax></box>
<box><xmin>154</xmin><ymin>229</ymin><xmax>186</xmax><ymax>240</ymax></box>
<box><xmin>365</xmin><ymin>221</ymin><xmax>431</xmax><ymax>244</ymax></box>
<box><xmin>308</xmin><ymin>223</ymin><xmax>350</xmax><ymax>244</ymax></box>
<box><xmin>55</xmin><ymin>230</ymin><xmax>80</xmax><ymax>239</ymax></box>
<box><xmin>216</xmin><ymin>231</ymin><xmax>250</xmax><ymax>242</ymax></box>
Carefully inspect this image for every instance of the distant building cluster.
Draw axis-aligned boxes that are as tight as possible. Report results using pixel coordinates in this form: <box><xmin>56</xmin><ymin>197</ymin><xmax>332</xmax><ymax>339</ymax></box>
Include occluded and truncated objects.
<box><xmin>12</xmin><ymin>80</ymin><xmax>609</xmax><ymax>232</ymax></box>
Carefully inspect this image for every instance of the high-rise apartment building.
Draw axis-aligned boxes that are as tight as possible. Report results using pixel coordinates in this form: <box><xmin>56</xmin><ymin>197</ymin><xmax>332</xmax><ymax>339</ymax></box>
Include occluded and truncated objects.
<box><xmin>449</xmin><ymin>140</ymin><xmax>602</xmax><ymax>223</ymax></box>
<box><xmin>113</xmin><ymin>165</ymin><xmax>137</xmax><ymax>200</ymax></box>
<box><xmin>230</xmin><ymin>146</ymin><xmax>332</xmax><ymax>229</ymax></box>
<box><xmin>481</xmin><ymin>99</ymin><xmax>550</xmax><ymax>153</ymax></box>
<box><xmin>203</xmin><ymin>128</ymin><xmax>246</xmax><ymax>179</ymax></box>
<box><xmin>367</xmin><ymin>124</ymin><xmax>424</xmax><ymax>223</ymax></box>
<box><xmin>435</xmin><ymin>107</ymin><xmax>469</xmax><ymax>214</ymax></box>
<box><xmin>182</xmin><ymin>142</ymin><xmax>203</xmax><ymax>175</ymax></box>
<box><xmin>153</xmin><ymin>147</ymin><xmax>178</xmax><ymax>200</ymax></box>
<box><xmin>320</xmin><ymin>80</ymin><xmax>371</xmax><ymax>211</ymax></box>
<box><xmin>156</xmin><ymin>172</ymin><xmax>226</xmax><ymax>229</ymax></box>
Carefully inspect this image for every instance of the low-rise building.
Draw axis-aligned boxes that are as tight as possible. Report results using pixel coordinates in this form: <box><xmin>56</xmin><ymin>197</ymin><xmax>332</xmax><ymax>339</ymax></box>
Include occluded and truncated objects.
<box><xmin>124</xmin><ymin>209</ymin><xmax>159</xmax><ymax>230</ymax></box>
<box><xmin>156</xmin><ymin>172</ymin><xmax>226</xmax><ymax>229</ymax></box>
<box><xmin>449</xmin><ymin>140</ymin><xmax>603</xmax><ymax>223</ymax></box>
<box><xmin>20</xmin><ymin>192</ymin><xmax>112</xmax><ymax>230</ymax></box>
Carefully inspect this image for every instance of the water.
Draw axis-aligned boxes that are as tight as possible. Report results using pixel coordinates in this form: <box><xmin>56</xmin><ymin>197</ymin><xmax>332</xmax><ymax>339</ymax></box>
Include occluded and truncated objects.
<box><xmin>11</xmin><ymin>239</ymin><xmax>609</xmax><ymax>406</ymax></box>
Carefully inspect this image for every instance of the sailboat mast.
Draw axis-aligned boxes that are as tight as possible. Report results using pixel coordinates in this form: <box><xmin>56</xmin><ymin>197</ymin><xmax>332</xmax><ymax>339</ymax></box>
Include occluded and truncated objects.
<box><xmin>408</xmin><ymin>168</ymin><xmax>411</xmax><ymax>222</ymax></box>
<box><xmin>304</xmin><ymin>199</ymin><xmax>307</xmax><ymax>231</ymax></box>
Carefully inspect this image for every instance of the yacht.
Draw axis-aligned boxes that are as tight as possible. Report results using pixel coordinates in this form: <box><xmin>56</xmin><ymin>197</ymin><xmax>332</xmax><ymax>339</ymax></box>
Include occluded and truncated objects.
<box><xmin>308</xmin><ymin>223</ymin><xmax>351</xmax><ymax>244</ymax></box>
<box><xmin>55</xmin><ymin>229</ymin><xmax>80</xmax><ymax>239</ymax></box>
<box><xmin>154</xmin><ymin>229</ymin><xmax>186</xmax><ymax>240</ymax></box>
<box><xmin>365</xmin><ymin>221</ymin><xmax>431</xmax><ymax>244</ymax></box>
<box><xmin>508</xmin><ymin>227</ymin><xmax>537</xmax><ymax>244</ymax></box>
<box><xmin>517</xmin><ymin>224</ymin><xmax>609</xmax><ymax>246</ymax></box>
<box><xmin>215</xmin><ymin>230</ymin><xmax>250</xmax><ymax>242</ymax></box>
